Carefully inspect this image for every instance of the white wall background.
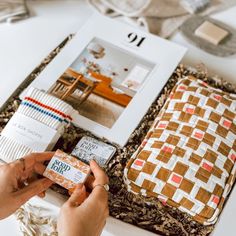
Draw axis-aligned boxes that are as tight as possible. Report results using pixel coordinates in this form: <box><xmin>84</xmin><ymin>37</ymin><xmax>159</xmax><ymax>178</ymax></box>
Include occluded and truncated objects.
<box><xmin>70</xmin><ymin>38</ymin><xmax>154</xmax><ymax>84</ymax></box>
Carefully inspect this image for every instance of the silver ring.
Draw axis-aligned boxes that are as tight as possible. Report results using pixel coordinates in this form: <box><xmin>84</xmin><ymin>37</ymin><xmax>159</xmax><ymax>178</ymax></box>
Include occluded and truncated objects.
<box><xmin>93</xmin><ymin>184</ymin><xmax>109</xmax><ymax>192</ymax></box>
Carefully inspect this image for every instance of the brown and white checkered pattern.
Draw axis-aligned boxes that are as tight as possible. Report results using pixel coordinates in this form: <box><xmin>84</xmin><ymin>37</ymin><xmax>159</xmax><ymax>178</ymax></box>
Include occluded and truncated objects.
<box><xmin>124</xmin><ymin>76</ymin><xmax>236</xmax><ymax>225</ymax></box>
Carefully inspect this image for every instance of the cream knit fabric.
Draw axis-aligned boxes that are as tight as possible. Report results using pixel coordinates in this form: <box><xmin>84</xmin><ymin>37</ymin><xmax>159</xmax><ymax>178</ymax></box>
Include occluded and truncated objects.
<box><xmin>0</xmin><ymin>88</ymin><xmax>74</xmax><ymax>163</ymax></box>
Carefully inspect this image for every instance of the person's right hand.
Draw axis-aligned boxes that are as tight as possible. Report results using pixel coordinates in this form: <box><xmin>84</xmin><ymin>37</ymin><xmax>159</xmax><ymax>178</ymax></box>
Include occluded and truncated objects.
<box><xmin>57</xmin><ymin>160</ymin><xmax>109</xmax><ymax>236</ymax></box>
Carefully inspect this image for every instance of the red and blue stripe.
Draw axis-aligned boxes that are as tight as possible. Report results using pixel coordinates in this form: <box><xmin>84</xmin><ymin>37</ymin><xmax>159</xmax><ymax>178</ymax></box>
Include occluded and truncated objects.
<box><xmin>21</xmin><ymin>97</ymin><xmax>72</xmax><ymax>123</ymax></box>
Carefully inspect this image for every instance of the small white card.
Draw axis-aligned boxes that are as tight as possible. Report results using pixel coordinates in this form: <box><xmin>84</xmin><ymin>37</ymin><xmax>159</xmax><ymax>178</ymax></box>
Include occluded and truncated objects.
<box><xmin>1</xmin><ymin>112</ymin><xmax>60</xmax><ymax>152</ymax></box>
<box><xmin>72</xmin><ymin>136</ymin><xmax>116</xmax><ymax>167</ymax></box>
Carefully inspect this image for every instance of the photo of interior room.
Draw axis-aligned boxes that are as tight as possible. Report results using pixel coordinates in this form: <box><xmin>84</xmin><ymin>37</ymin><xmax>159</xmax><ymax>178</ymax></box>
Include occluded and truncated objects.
<box><xmin>49</xmin><ymin>38</ymin><xmax>154</xmax><ymax>128</ymax></box>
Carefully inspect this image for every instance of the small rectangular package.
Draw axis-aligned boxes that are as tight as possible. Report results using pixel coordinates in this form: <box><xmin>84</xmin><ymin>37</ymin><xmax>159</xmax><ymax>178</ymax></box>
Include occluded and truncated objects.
<box><xmin>43</xmin><ymin>150</ymin><xmax>91</xmax><ymax>190</ymax></box>
<box><xmin>72</xmin><ymin>136</ymin><xmax>116</xmax><ymax>167</ymax></box>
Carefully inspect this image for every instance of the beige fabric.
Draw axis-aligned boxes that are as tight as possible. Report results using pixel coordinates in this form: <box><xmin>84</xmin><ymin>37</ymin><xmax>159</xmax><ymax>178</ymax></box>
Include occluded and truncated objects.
<box><xmin>124</xmin><ymin>76</ymin><xmax>236</xmax><ymax>225</ymax></box>
<box><xmin>90</xmin><ymin>0</ymin><xmax>187</xmax><ymax>17</ymax></box>
<box><xmin>0</xmin><ymin>0</ymin><xmax>29</xmax><ymax>23</ymax></box>
<box><xmin>89</xmin><ymin>0</ymin><xmax>236</xmax><ymax>38</ymax></box>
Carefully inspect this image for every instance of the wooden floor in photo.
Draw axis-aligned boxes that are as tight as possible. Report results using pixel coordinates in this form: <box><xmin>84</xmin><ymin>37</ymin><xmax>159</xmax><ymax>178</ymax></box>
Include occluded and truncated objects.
<box><xmin>67</xmin><ymin>93</ymin><xmax>124</xmax><ymax>128</ymax></box>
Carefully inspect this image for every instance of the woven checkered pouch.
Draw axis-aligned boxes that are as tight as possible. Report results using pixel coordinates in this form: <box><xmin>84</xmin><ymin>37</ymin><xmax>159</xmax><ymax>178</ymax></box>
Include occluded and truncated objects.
<box><xmin>124</xmin><ymin>76</ymin><xmax>236</xmax><ymax>225</ymax></box>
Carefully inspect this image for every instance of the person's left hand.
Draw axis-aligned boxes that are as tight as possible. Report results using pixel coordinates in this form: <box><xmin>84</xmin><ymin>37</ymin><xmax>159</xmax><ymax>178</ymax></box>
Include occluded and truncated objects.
<box><xmin>0</xmin><ymin>152</ymin><xmax>54</xmax><ymax>220</ymax></box>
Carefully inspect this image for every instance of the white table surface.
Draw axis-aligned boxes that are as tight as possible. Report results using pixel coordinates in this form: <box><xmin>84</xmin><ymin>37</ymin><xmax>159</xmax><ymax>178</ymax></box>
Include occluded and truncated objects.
<box><xmin>0</xmin><ymin>1</ymin><xmax>236</xmax><ymax>235</ymax></box>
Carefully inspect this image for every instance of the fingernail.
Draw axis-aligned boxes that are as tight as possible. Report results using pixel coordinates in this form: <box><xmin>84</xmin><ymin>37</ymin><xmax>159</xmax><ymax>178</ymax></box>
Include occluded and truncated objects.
<box><xmin>90</xmin><ymin>159</ymin><xmax>96</xmax><ymax>165</ymax></box>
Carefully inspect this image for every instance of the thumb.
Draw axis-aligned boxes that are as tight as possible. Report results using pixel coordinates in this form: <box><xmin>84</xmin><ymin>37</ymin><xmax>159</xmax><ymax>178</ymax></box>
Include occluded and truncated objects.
<box><xmin>67</xmin><ymin>184</ymin><xmax>87</xmax><ymax>207</ymax></box>
<box><xmin>13</xmin><ymin>178</ymin><xmax>53</xmax><ymax>205</ymax></box>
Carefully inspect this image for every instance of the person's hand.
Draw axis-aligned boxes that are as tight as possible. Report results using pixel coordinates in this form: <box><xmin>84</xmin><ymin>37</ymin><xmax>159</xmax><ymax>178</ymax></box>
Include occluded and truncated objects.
<box><xmin>58</xmin><ymin>160</ymin><xmax>109</xmax><ymax>236</ymax></box>
<box><xmin>0</xmin><ymin>152</ymin><xmax>54</xmax><ymax>219</ymax></box>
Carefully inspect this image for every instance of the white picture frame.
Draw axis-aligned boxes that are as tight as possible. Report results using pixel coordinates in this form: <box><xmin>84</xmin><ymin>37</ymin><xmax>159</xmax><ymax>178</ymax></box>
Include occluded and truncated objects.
<box><xmin>21</xmin><ymin>14</ymin><xmax>186</xmax><ymax>147</ymax></box>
